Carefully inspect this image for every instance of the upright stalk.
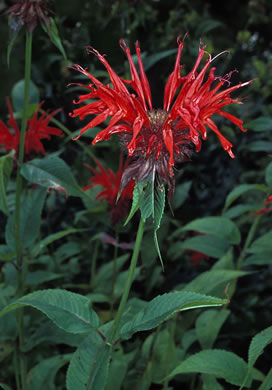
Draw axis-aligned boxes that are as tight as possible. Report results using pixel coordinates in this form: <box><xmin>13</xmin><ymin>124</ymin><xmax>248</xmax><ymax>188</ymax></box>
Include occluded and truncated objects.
<box><xmin>109</xmin><ymin>218</ymin><xmax>145</xmax><ymax>342</ymax></box>
<box><xmin>15</xmin><ymin>30</ymin><xmax>32</xmax><ymax>285</ymax></box>
<box><xmin>14</xmin><ymin>30</ymin><xmax>33</xmax><ymax>390</ymax></box>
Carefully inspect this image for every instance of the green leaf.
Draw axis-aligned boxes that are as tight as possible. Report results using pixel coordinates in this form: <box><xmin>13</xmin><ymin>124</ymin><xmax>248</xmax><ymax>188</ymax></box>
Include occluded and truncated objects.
<box><xmin>0</xmin><ymin>152</ymin><xmax>13</xmax><ymax>215</ymax></box>
<box><xmin>0</xmin><ymin>245</ymin><xmax>15</xmax><ymax>262</ymax></box>
<box><xmin>140</xmin><ymin>177</ymin><xmax>155</xmax><ymax>222</ymax></box>
<box><xmin>180</xmin><ymin>235</ymin><xmax>230</xmax><ymax>258</ymax></box>
<box><xmin>66</xmin><ymin>332</ymin><xmax>111</xmax><ymax>390</ymax></box>
<box><xmin>258</xmin><ymin>368</ymin><xmax>272</xmax><ymax>390</ymax></box>
<box><xmin>245</xmin><ymin>141</ymin><xmax>272</xmax><ymax>152</ymax></box>
<box><xmin>224</xmin><ymin>203</ymin><xmax>260</xmax><ymax>219</ymax></box>
<box><xmin>154</xmin><ymin>183</ymin><xmax>165</xmax><ymax>269</ymax></box>
<box><xmin>0</xmin><ymin>289</ymin><xmax>99</xmax><ymax>334</ymax></box>
<box><xmin>265</xmin><ymin>162</ymin><xmax>272</xmax><ymax>186</ymax></box>
<box><xmin>141</xmin><ymin>48</ymin><xmax>178</xmax><ymax>71</ymax></box>
<box><xmin>180</xmin><ymin>216</ymin><xmax>241</xmax><ymax>245</ymax></box>
<box><xmin>5</xmin><ymin>187</ymin><xmax>47</xmax><ymax>251</ymax></box>
<box><xmin>120</xmin><ymin>292</ymin><xmax>226</xmax><ymax>340</ymax></box>
<box><xmin>32</xmin><ymin>228</ymin><xmax>79</xmax><ymax>257</ymax></box>
<box><xmin>21</xmin><ymin>155</ymin><xmax>85</xmax><ymax>198</ymax></box>
<box><xmin>105</xmin><ymin>348</ymin><xmax>130</xmax><ymax>390</ymax></box>
<box><xmin>202</xmin><ymin>374</ymin><xmax>224</xmax><ymax>390</ymax></box>
<box><xmin>196</xmin><ymin>309</ymin><xmax>230</xmax><ymax>349</ymax></box>
<box><xmin>172</xmin><ymin>181</ymin><xmax>192</xmax><ymax>209</ymax></box>
<box><xmin>124</xmin><ymin>183</ymin><xmax>140</xmax><ymax>225</ymax></box>
<box><xmin>223</xmin><ymin>184</ymin><xmax>267</xmax><ymax>211</ymax></box>
<box><xmin>23</xmin><ymin>320</ymin><xmax>84</xmax><ymax>352</ymax></box>
<box><xmin>11</xmin><ymin>79</ymin><xmax>40</xmax><ymax>112</ymax></box>
<box><xmin>42</xmin><ymin>17</ymin><xmax>67</xmax><ymax>59</ymax></box>
<box><xmin>183</xmin><ymin>270</ymin><xmax>248</xmax><ymax>295</ymax></box>
<box><xmin>248</xmin><ymin>326</ymin><xmax>272</xmax><ymax>370</ymax></box>
<box><xmin>247</xmin><ymin>230</ymin><xmax>272</xmax><ymax>254</ymax></box>
<box><xmin>25</xmin><ymin>271</ymin><xmax>63</xmax><ymax>286</ymax></box>
<box><xmin>28</xmin><ymin>354</ymin><xmax>71</xmax><ymax>390</ymax></box>
<box><xmin>244</xmin><ymin>253</ymin><xmax>272</xmax><ymax>266</ymax></box>
<box><xmin>165</xmin><ymin>350</ymin><xmax>252</xmax><ymax>387</ymax></box>
<box><xmin>245</xmin><ymin>117</ymin><xmax>272</xmax><ymax>132</ymax></box>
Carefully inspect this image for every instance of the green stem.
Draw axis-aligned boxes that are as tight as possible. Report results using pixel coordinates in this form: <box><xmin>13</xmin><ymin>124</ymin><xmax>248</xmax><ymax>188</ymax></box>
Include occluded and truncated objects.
<box><xmin>109</xmin><ymin>218</ymin><xmax>145</xmax><ymax>342</ymax></box>
<box><xmin>14</xmin><ymin>30</ymin><xmax>32</xmax><ymax>390</ymax></box>
<box><xmin>15</xmin><ymin>30</ymin><xmax>32</xmax><ymax>286</ymax></box>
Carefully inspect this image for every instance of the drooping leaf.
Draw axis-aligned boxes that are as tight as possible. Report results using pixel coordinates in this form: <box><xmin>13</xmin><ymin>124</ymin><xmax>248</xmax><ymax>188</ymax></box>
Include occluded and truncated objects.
<box><xmin>66</xmin><ymin>332</ymin><xmax>111</xmax><ymax>390</ymax></box>
<box><xmin>5</xmin><ymin>187</ymin><xmax>47</xmax><ymax>251</ymax></box>
<box><xmin>120</xmin><ymin>292</ymin><xmax>226</xmax><ymax>340</ymax></box>
<box><xmin>0</xmin><ymin>152</ymin><xmax>13</xmax><ymax>216</ymax></box>
<box><xmin>21</xmin><ymin>155</ymin><xmax>86</xmax><ymax>198</ymax></box>
<box><xmin>42</xmin><ymin>17</ymin><xmax>67</xmax><ymax>59</ymax></box>
<box><xmin>165</xmin><ymin>349</ymin><xmax>253</xmax><ymax>387</ymax></box>
<box><xmin>248</xmin><ymin>326</ymin><xmax>272</xmax><ymax>370</ymax></box>
<box><xmin>0</xmin><ymin>289</ymin><xmax>100</xmax><ymax>334</ymax></box>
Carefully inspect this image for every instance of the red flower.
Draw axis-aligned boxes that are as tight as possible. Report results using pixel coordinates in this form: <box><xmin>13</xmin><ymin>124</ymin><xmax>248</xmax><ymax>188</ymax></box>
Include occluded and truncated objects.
<box><xmin>254</xmin><ymin>196</ymin><xmax>272</xmax><ymax>216</ymax></box>
<box><xmin>83</xmin><ymin>155</ymin><xmax>135</xmax><ymax>224</ymax></box>
<box><xmin>6</xmin><ymin>0</ymin><xmax>52</xmax><ymax>33</ymax></box>
<box><xmin>70</xmin><ymin>37</ymin><xmax>251</xmax><ymax>195</ymax></box>
<box><xmin>0</xmin><ymin>98</ymin><xmax>63</xmax><ymax>158</ymax></box>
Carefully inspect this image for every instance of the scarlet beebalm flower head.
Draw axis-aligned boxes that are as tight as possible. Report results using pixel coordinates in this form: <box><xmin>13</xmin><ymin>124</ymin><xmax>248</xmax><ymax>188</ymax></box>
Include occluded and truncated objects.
<box><xmin>83</xmin><ymin>156</ymin><xmax>135</xmax><ymax>224</ymax></box>
<box><xmin>6</xmin><ymin>0</ymin><xmax>52</xmax><ymax>33</ymax></box>
<box><xmin>0</xmin><ymin>98</ymin><xmax>63</xmax><ymax>158</ymax></box>
<box><xmin>70</xmin><ymin>37</ymin><xmax>251</xmax><ymax>196</ymax></box>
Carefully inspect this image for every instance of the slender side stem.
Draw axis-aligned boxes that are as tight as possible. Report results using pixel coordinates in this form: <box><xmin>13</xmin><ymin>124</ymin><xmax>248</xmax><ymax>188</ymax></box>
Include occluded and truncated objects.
<box><xmin>109</xmin><ymin>218</ymin><xmax>145</xmax><ymax>342</ymax></box>
<box><xmin>14</xmin><ymin>30</ymin><xmax>32</xmax><ymax>390</ymax></box>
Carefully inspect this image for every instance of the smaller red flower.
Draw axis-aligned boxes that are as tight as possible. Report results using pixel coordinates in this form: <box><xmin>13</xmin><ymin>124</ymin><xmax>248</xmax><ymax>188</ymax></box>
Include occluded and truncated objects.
<box><xmin>6</xmin><ymin>0</ymin><xmax>52</xmax><ymax>33</ymax></box>
<box><xmin>83</xmin><ymin>155</ymin><xmax>135</xmax><ymax>224</ymax></box>
<box><xmin>254</xmin><ymin>196</ymin><xmax>272</xmax><ymax>216</ymax></box>
<box><xmin>0</xmin><ymin>98</ymin><xmax>63</xmax><ymax>158</ymax></box>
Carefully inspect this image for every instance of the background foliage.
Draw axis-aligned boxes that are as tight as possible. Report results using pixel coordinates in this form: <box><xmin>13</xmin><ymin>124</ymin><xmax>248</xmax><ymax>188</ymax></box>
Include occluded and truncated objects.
<box><xmin>0</xmin><ymin>0</ymin><xmax>272</xmax><ymax>389</ymax></box>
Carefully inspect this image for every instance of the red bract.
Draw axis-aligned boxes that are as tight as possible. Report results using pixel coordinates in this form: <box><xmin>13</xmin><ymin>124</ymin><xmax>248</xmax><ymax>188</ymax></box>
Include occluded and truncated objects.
<box><xmin>83</xmin><ymin>156</ymin><xmax>135</xmax><ymax>224</ymax></box>
<box><xmin>0</xmin><ymin>99</ymin><xmax>63</xmax><ymax>158</ymax></box>
<box><xmin>70</xmin><ymin>37</ymin><xmax>251</xmax><ymax>194</ymax></box>
<box><xmin>6</xmin><ymin>0</ymin><xmax>51</xmax><ymax>33</ymax></box>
